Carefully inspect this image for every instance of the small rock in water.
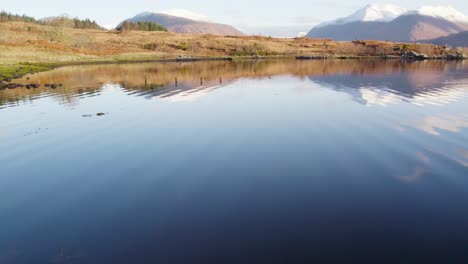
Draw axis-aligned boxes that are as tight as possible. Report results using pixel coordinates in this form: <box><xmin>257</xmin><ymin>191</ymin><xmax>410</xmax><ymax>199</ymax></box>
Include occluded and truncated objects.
<box><xmin>82</xmin><ymin>114</ymin><xmax>92</xmax><ymax>117</ymax></box>
<box><xmin>96</xmin><ymin>113</ymin><xmax>106</xmax><ymax>116</ymax></box>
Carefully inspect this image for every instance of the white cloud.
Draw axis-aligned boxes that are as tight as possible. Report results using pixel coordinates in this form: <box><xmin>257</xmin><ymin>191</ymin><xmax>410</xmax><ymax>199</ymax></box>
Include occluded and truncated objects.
<box><xmin>411</xmin><ymin>114</ymin><xmax>468</xmax><ymax>136</ymax></box>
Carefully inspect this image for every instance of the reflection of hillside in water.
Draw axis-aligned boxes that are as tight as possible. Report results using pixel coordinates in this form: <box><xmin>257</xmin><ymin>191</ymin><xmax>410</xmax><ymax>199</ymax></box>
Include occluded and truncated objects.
<box><xmin>0</xmin><ymin>60</ymin><xmax>467</xmax><ymax>108</ymax></box>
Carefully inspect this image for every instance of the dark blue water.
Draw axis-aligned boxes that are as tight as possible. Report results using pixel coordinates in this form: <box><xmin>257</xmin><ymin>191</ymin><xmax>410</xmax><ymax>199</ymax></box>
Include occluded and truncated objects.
<box><xmin>1</xmin><ymin>61</ymin><xmax>468</xmax><ymax>263</ymax></box>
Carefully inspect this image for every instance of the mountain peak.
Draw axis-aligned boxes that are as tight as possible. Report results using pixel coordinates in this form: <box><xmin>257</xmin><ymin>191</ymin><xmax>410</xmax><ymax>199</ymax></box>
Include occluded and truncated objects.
<box><xmin>134</xmin><ymin>9</ymin><xmax>210</xmax><ymax>22</ymax></box>
<box><xmin>358</xmin><ymin>4</ymin><xmax>408</xmax><ymax>21</ymax></box>
<box><xmin>158</xmin><ymin>9</ymin><xmax>210</xmax><ymax>22</ymax></box>
<box><xmin>405</xmin><ymin>6</ymin><xmax>468</xmax><ymax>23</ymax></box>
<box><xmin>317</xmin><ymin>3</ymin><xmax>407</xmax><ymax>27</ymax></box>
<box><xmin>120</xmin><ymin>11</ymin><xmax>243</xmax><ymax>36</ymax></box>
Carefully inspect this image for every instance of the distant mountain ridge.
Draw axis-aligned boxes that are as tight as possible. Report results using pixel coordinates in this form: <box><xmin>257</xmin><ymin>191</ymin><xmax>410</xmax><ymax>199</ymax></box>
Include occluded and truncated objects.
<box><xmin>119</xmin><ymin>12</ymin><xmax>244</xmax><ymax>36</ymax></box>
<box><xmin>423</xmin><ymin>31</ymin><xmax>468</xmax><ymax>47</ymax></box>
<box><xmin>307</xmin><ymin>4</ymin><xmax>468</xmax><ymax>44</ymax></box>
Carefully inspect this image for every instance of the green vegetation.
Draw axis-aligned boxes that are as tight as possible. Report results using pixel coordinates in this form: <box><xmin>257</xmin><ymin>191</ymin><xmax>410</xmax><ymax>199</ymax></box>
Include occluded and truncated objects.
<box><xmin>0</xmin><ymin>64</ymin><xmax>53</xmax><ymax>82</ymax></box>
<box><xmin>117</xmin><ymin>21</ymin><xmax>168</xmax><ymax>32</ymax></box>
<box><xmin>178</xmin><ymin>42</ymin><xmax>189</xmax><ymax>51</ymax></box>
<box><xmin>1</xmin><ymin>10</ymin><xmax>101</xmax><ymax>30</ymax></box>
<box><xmin>46</xmin><ymin>17</ymin><xmax>102</xmax><ymax>29</ymax></box>
<box><xmin>143</xmin><ymin>43</ymin><xmax>160</xmax><ymax>50</ymax></box>
<box><xmin>72</xmin><ymin>18</ymin><xmax>101</xmax><ymax>29</ymax></box>
<box><xmin>43</xmin><ymin>16</ymin><xmax>102</xmax><ymax>30</ymax></box>
<box><xmin>142</xmin><ymin>42</ymin><xmax>168</xmax><ymax>52</ymax></box>
<box><xmin>0</xmin><ymin>11</ymin><xmax>41</xmax><ymax>24</ymax></box>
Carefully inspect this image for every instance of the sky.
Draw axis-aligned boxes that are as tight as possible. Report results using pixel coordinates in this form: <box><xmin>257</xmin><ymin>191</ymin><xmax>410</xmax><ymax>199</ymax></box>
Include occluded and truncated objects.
<box><xmin>2</xmin><ymin>0</ymin><xmax>468</xmax><ymax>37</ymax></box>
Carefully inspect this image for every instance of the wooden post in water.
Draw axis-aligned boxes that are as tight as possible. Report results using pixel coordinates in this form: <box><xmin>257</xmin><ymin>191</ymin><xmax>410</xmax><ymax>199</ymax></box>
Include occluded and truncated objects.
<box><xmin>200</xmin><ymin>77</ymin><xmax>203</xmax><ymax>86</ymax></box>
<box><xmin>220</xmin><ymin>77</ymin><xmax>222</xmax><ymax>84</ymax></box>
<box><xmin>175</xmin><ymin>77</ymin><xmax>178</xmax><ymax>87</ymax></box>
<box><xmin>145</xmin><ymin>75</ymin><xmax>147</xmax><ymax>87</ymax></box>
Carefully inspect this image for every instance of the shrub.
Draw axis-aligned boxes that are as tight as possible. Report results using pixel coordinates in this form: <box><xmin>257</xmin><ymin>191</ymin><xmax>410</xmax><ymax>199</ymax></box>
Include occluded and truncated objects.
<box><xmin>178</xmin><ymin>42</ymin><xmax>189</xmax><ymax>51</ymax></box>
<box><xmin>142</xmin><ymin>42</ymin><xmax>167</xmax><ymax>51</ymax></box>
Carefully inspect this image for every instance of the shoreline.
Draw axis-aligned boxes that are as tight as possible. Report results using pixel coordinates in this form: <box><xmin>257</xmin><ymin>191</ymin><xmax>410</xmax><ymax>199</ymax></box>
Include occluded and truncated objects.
<box><xmin>0</xmin><ymin>54</ymin><xmax>466</xmax><ymax>84</ymax></box>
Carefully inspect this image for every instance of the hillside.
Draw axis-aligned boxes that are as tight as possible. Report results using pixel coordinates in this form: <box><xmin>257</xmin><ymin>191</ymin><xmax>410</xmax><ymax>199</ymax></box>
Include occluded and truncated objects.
<box><xmin>423</xmin><ymin>31</ymin><xmax>468</xmax><ymax>47</ymax></box>
<box><xmin>0</xmin><ymin>21</ymin><xmax>464</xmax><ymax>71</ymax></box>
<box><xmin>120</xmin><ymin>12</ymin><xmax>244</xmax><ymax>36</ymax></box>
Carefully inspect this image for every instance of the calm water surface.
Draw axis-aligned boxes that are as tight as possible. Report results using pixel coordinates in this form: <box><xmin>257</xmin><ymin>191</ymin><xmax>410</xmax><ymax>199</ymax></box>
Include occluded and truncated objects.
<box><xmin>1</xmin><ymin>60</ymin><xmax>468</xmax><ymax>263</ymax></box>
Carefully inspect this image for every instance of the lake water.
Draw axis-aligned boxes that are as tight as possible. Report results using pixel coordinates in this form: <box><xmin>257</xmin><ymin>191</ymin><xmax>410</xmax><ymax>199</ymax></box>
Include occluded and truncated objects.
<box><xmin>1</xmin><ymin>60</ymin><xmax>468</xmax><ymax>263</ymax></box>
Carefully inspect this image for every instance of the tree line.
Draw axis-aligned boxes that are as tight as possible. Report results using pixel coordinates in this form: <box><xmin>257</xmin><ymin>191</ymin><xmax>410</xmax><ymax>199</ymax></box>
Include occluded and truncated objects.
<box><xmin>0</xmin><ymin>11</ymin><xmax>102</xmax><ymax>30</ymax></box>
<box><xmin>117</xmin><ymin>21</ymin><xmax>168</xmax><ymax>32</ymax></box>
<box><xmin>0</xmin><ymin>11</ymin><xmax>40</xmax><ymax>23</ymax></box>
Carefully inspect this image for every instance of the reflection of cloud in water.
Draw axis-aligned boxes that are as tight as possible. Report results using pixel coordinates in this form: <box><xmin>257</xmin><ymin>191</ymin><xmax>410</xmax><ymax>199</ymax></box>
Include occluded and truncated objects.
<box><xmin>417</xmin><ymin>152</ymin><xmax>431</xmax><ymax>165</ymax></box>
<box><xmin>359</xmin><ymin>88</ymin><xmax>401</xmax><ymax>106</ymax></box>
<box><xmin>410</xmin><ymin>114</ymin><xmax>468</xmax><ymax>136</ymax></box>
<box><xmin>449</xmin><ymin>148</ymin><xmax>468</xmax><ymax>167</ymax></box>
<box><xmin>455</xmin><ymin>148</ymin><xmax>468</xmax><ymax>160</ymax></box>
<box><xmin>398</xmin><ymin>152</ymin><xmax>431</xmax><ymax>183</ymax></box>
<box><xmin>427</xmin><ymin>147</ymin><xmax>468</xmax><ymax>168</ymax></box>
<box><xmin>453</xmin><ymin>148</ymin><xmax>468</xmax><ymax>167</ymax></box>
<box><xmin>399</xmin><ymin>167</ymin><xmax>426</xmax><ymax>183</ymax></box>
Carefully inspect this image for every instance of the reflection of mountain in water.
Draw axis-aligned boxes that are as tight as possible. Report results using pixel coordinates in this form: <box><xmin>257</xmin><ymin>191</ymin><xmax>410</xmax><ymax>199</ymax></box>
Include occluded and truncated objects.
<box><xmin>1</xmin><ymin>60</ymin><xmax>467</xmax><ymax>108</ymax></box>
<box><xmin>309</xmin><ymin>62</ymin><xmax>468</xmax><ymax>106</ymax></box>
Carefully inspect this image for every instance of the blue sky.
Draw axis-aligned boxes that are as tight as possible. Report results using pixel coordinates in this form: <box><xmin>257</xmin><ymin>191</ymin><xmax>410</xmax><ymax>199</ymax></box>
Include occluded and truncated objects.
<box><xmin>2</xmin><ymin>1</ymin><xmax>468</xmax><ymax>36</ymax></box>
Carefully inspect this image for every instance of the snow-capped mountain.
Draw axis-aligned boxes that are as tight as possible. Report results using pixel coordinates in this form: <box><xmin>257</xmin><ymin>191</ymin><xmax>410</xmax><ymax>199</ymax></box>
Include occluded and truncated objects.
<box><xmin>119</xmin><ymin>11</ymin><xmax>243</xmax><ymax>36</ymax></box>
<box><xmin>307</xmin><ymin>4</ymin><xmax>468</xmax><ymax>43</ymax></box>
<box><xmin>404</xmin><ymin>6</ymin><xmax>468</xmax><ymax>23</ymax></box>
<box><xmin>316</xmin><ymin>4</ymin><xmax>407</xmax><ymax>27</ymax></box>
<box><xmin>158</xmin><ymin>9</ymin><xmax>210</xmax><ymax>22</ymax></box>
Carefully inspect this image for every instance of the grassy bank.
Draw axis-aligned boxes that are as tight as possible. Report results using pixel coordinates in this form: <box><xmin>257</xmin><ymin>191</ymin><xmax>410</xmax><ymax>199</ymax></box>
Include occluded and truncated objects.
<box><xmin>0</xmin><ymin>63</ymin><xmax>55</xmax><ymax>82</ymax></box>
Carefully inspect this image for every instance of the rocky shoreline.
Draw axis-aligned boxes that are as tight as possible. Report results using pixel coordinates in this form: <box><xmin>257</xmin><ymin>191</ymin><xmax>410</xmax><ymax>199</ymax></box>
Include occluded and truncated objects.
<box><xmin>297</xmin><ymin>51</ymin><xmax>466</xmax><ymax>61</ymax></box>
